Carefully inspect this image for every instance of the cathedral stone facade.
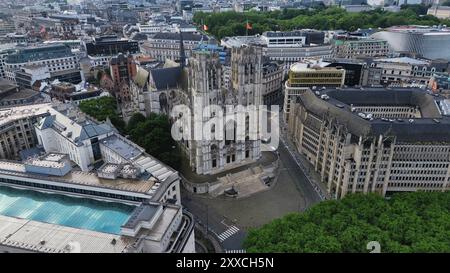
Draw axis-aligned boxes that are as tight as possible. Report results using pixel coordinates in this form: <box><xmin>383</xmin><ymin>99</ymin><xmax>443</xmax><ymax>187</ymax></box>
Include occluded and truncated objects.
<box><xmin>183</xmin><ymin>46</ymin><xmax>264</xmax><ymax>175</ymax></box>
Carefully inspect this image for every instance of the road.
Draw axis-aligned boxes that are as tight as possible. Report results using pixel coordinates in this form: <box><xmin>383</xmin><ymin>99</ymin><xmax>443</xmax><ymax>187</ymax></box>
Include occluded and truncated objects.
<box><xmin>181</xmin><ymin>134</ymin><xmax>323</xmax><ymax>252</ymax></box>
<box><xmin>181</xmin><ymin>188</ymin><xmax>248</xmax><ymax>251</ymax></box>
<box><xmin>277</xmin><ymin>140</ymin><xmax>323</xmax><ymax>204</ymax></box>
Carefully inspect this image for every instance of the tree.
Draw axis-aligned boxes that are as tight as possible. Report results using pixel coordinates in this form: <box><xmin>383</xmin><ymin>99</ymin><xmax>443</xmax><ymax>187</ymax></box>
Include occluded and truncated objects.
<box><xmin>193</xmin><ymin>6</ymin><xmax>449</xmax><ymax>39</ymax></box>
<box><xmin>401</xmin><ymin>4</ymin><xmax>431</xmax><ymax>15</ymax></box>
<box><xmin>244</xmin><ymin>192</ymin><xmax>450</xmax><ymax>253</ymax></box>
<box><xmin>126</xmin><ymin>113</ymin><xmax>146</xmax><ymax>132</ymax></box>
<box><xmin>79</xmin><ymin>99</ymin><xmax>181</xmax><ymax>169</ymax></box>
<box><xmin>78</xmin><ymin>96</ymin><xmax>125</xmax><ymax>132</ymax></box>
<box><xmin>127</xmin><ymin>113</ymin><xmax>181</xmax><ymax>169</ymax></box>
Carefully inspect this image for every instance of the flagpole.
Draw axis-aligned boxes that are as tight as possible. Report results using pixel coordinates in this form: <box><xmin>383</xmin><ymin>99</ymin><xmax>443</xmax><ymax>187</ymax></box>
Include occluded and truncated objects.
<box><xmin>246</xmin><ymin>19</ymin><xmax>248</xmax><ymax>37</ymax></box>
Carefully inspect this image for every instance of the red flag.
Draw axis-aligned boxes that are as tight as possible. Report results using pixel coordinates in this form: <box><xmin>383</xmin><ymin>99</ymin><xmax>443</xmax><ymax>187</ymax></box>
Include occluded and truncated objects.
<box><xmin>246</xmin><ymin>22</ymin><xmax>252</xmax><ymax>30</ymax></box>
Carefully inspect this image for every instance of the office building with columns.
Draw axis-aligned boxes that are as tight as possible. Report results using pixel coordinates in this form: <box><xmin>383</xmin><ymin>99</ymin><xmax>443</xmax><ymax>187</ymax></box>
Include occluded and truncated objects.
<box><xmin>287</xmin><ymin>87</ymin><xmax>450</xmax><ymax>199</ymax></box>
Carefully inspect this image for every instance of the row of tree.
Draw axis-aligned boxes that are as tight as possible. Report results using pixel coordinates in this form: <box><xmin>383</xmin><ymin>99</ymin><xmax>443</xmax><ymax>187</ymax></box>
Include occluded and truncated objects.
<box><xmin>78</xmin><ymin>97</ymin><xmax>181</xmax><ymax>169</ymax></box>
<box><xmin>243</xmin><ymin>192</ymin><xmax>450</xmax><ymax>253</ymax></box>
<box><xmin>194</xmin><ymin>5</ymin><xmax>450</xmax><ymax>39</ymax></box>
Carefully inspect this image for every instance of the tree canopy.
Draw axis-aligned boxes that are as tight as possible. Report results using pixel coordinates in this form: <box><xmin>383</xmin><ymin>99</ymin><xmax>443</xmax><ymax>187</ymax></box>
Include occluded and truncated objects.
<box><xmin>79</xmin><ymin>100</ymin><xmax>181</xmax><ymax>168</ymax></box>
<box><xmin>79</xmin><ymin>98</ymin><xmax>180</xmax><ymax>169</ymax></box>
<box><xmin>78</xmin><ymin>96</ymin><xmax>125</xmax><ymax>132</ymax></box>
<box><xmin>194</xmin><ymin>6</ymin><xmax>450</xmax><ymax>39</ymax></box>
<box><xmin>244</xmin><ymin>192</ymin><xmax>450</xmax><ymax>253</ymax></box>
<box><xmin>126</xmin><ymin>113</ymin><xmax>181</xmax><ymax>169</ymax></box>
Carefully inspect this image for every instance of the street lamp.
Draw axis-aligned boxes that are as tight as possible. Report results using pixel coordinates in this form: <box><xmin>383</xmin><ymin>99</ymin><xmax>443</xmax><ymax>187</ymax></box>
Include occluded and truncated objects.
<box><xmin>205</xmin><ymin>205</ymin><xmax>209</xmax><ymax>235</ymax></box>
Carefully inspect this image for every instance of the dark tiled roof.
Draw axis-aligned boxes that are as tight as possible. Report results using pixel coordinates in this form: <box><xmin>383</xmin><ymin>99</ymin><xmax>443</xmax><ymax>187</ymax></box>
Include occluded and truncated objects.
<box><xmin>149</xmin><ymin>66</ymin><xmax>182</xmax><ymax>90</ymax></box>
<box><xmin>0</xmin><ymin>79</ymin><xmax>17</xmax><ymax>94</ymax></box>
<box><xmin>131</xmin><ymin>32</ymin><xmax>148</xmax><ymax>41</ymax></box>
<box><xmin>263</xmin><ymin>62</ymin><xmax>280</xmax><ymax>74</ymax></box>
<box><xmin>298</xmin><ymin>88</ymin><xmax>450</xmax><ymax>142</ymax></box>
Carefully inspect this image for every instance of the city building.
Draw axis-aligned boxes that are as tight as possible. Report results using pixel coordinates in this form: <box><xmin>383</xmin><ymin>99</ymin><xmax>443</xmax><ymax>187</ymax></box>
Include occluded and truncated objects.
<box><xmin>261</xmin><ymin>31</ymin><xmax>307</xmax><ymax>47</ymax></box>
<box><xmin>262</xmin><ymin>30</ymin><xmax>325</xmax><ymax>47</ymax></box>
<box><xmin>49</xmin><ymin>81</ymin><xmax>77</xmax><ymax>102</ymax></box>
<box><xmin>287</xmin><ymin>62</ymin><xmax>346</xmax><ymax>88</ymax></box>
<box><xmin>0</xmin><ymin>19</ymin><xmax>16</xmax><ymax>36</ymax></box>
<box><xmin>344</xmin><ymin>4</ymin><xmax>375</xmax><ymax>13</ymax></box>
<box><xmin>85</xmin><ymin>36</ymin><xmax>139</xmax><ymax>67</ymax></box>
<box><xmin>50</xmin><ymin>69</ymin><xmax>83</xmax><ymax>84</ymax></box>
<box><xmin>4</xmin><ymin>44</ymin><xmax>78</xmax><ymax>82</ymax></box>
<box><xmin>283</xmin><ymin>62</ymin><xmax>345</xmax><ymax>122</ymax></box>
<box><xmin>332</xmin><ymin>38</ymin><xmax>390</xmax><ymax>59</ymax></box>
<box><xmin>0</xmin><ymin>79</ymin><xmax>43</xmax><ymax>107</ymax></box>
<box><xmin>366</xmin><ymin>57</ymin><xmax>449</xmax><ymax>87</ymax></box>
<box><xmin>220</xmin><ymin>35</ymin><xmax>266</xmax><ymax>49</ymax></box>
<box><xmin>85</xmin><ymin>35</ymin><xmax>140</xmax><ymax>56</ymax></box>
<box><xmin>0</xmin><ymin>33</ymin><xmax>29</xmax><ymax>45</ymax></box>
<box><xmin>324</xmin><ymin>58</ymin><xmax>384</xmax><ymax>87</ymax></box>
<box><xmin>33</xmin><ymin>104</ymin><xmax>115</xmax><ymax>172</ymax></box>
<box><xmin>31</xmin><ymin>15</ymin><xmax>81</xmax><ymax>37</ymax></box>
<box><xmin>142</xmin><ymin>32</ymin><xmax>210</xmax><ymax>62</ymax></box>
<box><xmin>427</xmin><ymin>5</ymin><xmax>450</xmax><ymax>19</ymax></box>
<box><xmin>0</xmin><ymin>124</ymin><xmax>195</xmax><ymax>253</ymax></box>
<box><xmin>429</xmin><ymin>72</ymin><xmax>450</xmax><ymax>92</ymax></box>
<box><xmin>0</xmin><ymin>43</ymin><xmax>16</xmax><ymax>79</ymax></box>
<box><xmin>221</xmin><ymin>32</ymin><xmax>332</xmax><ymax>73</ymax></box>
<box><xmin>192</xmin><ymin>44</ymin><xmax>230</xmax><ymax>64</ymax></box>
<box><xmin>0</xmin><ymin>103</ymin><xmax>50</xmax><ymax>160</ymax></box>
<box><xmin>14</xmin><ymin>65</ymin><xmax>51</xmax><ymax>89</ymax></box>
<box><xmin>109</xmin><ymin>53</ymin><xmax>137</xmax><ymax>102</ymax></box>
<box><xmin>262</xmin><ymin>61</ymin><xmax>284</xmax><ymax>105</ymax></box>
<box><xmin>286</xmin><ymin>87</ymin><xmax>450</xmax><ymax>199</ymax></box>
<box><xmin>136</xmin><ymin>23</ymin><xmax>171</xmax><ymax>34</ymax></box>
<box><xmin>128</xmin><ymin>63</ymin><xmax>186</xmax><ymax>118</ymax></box>
<box><xmin>371</xmin><ymin>25</ymin><xmax>450</xmax><ymax>61</ymax></box>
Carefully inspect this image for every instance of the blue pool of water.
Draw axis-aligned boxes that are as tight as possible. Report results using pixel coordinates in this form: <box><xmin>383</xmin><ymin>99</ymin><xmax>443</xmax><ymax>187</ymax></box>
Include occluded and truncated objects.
<box><xmin>0</xmin><ymin>185</ymin><xmax>134</xmax><ymax>234</ymax></box>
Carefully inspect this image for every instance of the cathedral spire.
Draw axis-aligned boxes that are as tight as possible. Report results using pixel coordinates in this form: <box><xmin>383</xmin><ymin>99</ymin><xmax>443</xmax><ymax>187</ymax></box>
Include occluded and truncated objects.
<box><xmin>179</xmin><ymin>31</ymin><xmax>186</xmax><ymax>68</ymax></box>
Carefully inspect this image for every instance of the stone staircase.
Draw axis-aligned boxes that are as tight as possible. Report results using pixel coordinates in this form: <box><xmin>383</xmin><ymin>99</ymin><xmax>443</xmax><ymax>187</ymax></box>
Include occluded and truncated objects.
<box><xmin>209</xmin><ymin>165</ymin><xmax>268</xmax><ymax>197</ymax></box>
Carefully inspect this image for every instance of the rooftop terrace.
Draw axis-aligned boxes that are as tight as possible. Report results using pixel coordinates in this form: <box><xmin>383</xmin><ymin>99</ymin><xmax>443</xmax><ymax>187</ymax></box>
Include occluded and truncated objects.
<box><xmin>101</xmin><ymin>134</ymin><xmax>144</xmax><ymax>161</ymax></box>
<box><xmin>0</xmin><ymin>160</ymin><xmax>157</xmax><ymax>195</ymax></box>
<box><xmin>0</xmin><ymin>103</ymin><xmax>51</xmax><ymax>127</ymax></box>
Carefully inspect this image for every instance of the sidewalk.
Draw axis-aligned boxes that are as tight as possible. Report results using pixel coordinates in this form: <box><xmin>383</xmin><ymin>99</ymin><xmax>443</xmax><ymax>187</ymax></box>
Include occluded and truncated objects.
<box><xmin>180</xmin><ymin>151</ymin><xmax>277</xmax><ymax>184</ymax></box>
<box><xmin>280</xmin><ymin>122</ymin><xmax>331</xmax><ymax>200</ymax></box>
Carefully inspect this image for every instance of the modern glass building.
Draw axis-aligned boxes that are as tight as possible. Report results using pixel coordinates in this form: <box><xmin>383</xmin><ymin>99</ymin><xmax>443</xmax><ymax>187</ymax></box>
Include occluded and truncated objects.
<box><xmin>371</xmin><ymin>26</ymin><xmax>450</xmax><ymax>61</ymax></box>
<box><xmin>4</xmin><ymin>44</ymin><xmax>78</xmax><ymax>81</ymax></box>
<box><xmin>6</xmin><ymin>44</ymin><xmax>74</xmax><ymax>64</ymax></box>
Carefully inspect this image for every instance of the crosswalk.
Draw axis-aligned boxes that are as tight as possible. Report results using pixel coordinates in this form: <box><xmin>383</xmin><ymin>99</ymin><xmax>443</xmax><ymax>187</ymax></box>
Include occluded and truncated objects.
<box><xmin>226</xmin><ymin>249</ymin><xmax>246</xmax><ymax>253</ymax></box>
<box><xmin>217</xmin><ymin>225</ymin><xmax>239</xmax><ymax>242</ymax></box>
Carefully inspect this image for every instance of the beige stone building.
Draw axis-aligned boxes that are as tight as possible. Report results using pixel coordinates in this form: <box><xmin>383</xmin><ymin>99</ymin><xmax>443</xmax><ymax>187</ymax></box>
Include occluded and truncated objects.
<box><xmin>287</xmin><ymin>87</ymin><xmax>450</xmax><ymax>199</ymax></box>
<box><xmin>0</xmin><ymin>104</ymin><xmax>51</xmax><ymax>160</ymax></box>
<box><xmin>333</xmin><ymin>38</ymin><xmax>390</xmax><ymax>59</ymax></box>
<box><xmin>283</xmin><ymin>62</ymin><xmax>345</xmax><ymax>122</ymax></box>
<box><xmin>427</xmin><ymin>6</ymin><xmax>450</xmax><ymax>19</ymax></box>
